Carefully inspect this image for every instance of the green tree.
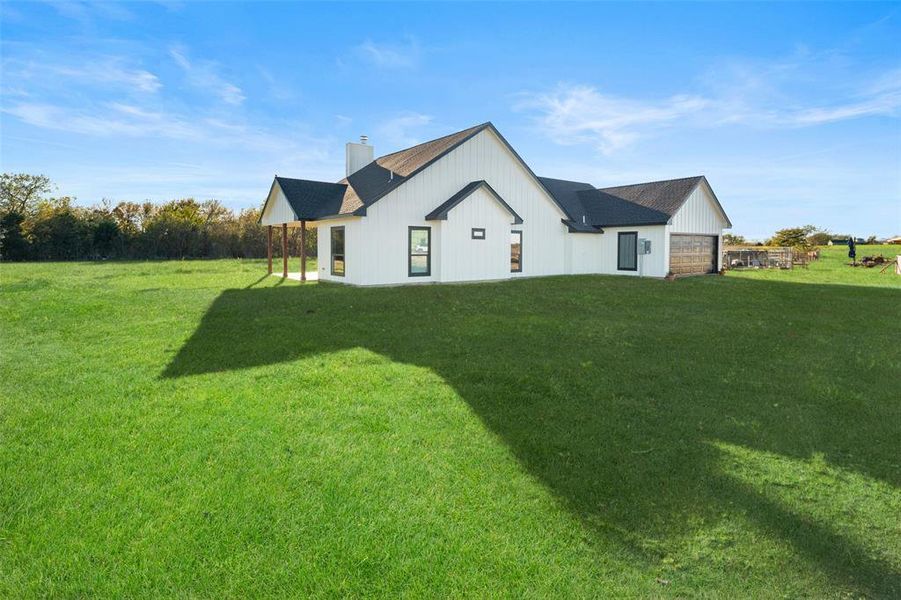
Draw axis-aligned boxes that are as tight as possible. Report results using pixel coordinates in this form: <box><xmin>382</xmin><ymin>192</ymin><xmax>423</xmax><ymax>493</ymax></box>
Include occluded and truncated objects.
<box><xmin>0</xmin><ymin>211</ymin><xmax>29</xmax><ymax>260</ymax></box>
<box><xmin>1</xmin><ymin>173</ymin><xmax>53</xmax><ymax>216</ymax></box>
<box><xmin>768</xmin><ymin>225</ymin><xmax>816</xmax><ymax>251</ymax></box>
<box><xmin>723</xmin><ymin>233</ymin><xmax>747</xmax><ymax>246</ymax></box>
<box><xmin>807</xmin><ymin>229</ymin><xmax>832</xmax><ymax>247</ymax></box>
<box><xmin>29</xmin><ymin>197</ymin><xmax>92</xmax><ymax>260</ymax></box>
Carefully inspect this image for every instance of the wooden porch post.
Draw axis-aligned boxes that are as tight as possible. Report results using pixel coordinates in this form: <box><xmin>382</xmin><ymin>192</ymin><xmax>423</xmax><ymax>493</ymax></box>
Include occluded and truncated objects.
<box><xmin>267</xmin><ymin>226</ymin><xmax>273</xmax><ymax>274</ymax></box>
<box><xmin>282</xmin><ymin>223</ymin><xmax>288</xmax><ymax>278</ymax></box>
<box><xmin>300</xmin><ymin>220</ymin><xmax>307</xmax><ymax>282</ymax></box>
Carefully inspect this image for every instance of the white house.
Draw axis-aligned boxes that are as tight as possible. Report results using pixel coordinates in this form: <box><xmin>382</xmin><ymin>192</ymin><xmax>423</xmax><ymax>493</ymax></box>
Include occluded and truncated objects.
<box><xmin>260</xmin><ymin>122</ymin><xmax>731</xmax><ymax>285</ymax></box>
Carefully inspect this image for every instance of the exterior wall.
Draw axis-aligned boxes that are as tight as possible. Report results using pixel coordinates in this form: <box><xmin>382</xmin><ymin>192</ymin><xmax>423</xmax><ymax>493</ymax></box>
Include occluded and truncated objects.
<box><xmin>668</xmin><ymin>181</ymin><xmax>728</xmax><ymax>272</ymax></box>
<box><xmin>439</xmin><ymin>188</ymin><xmax>514</xmax><ymax>282</ymax></box>
<box><xmin>260</xmin><ymin>184</ymin><xmax>296</xmax><ymax>225</ymax></box>
<box><xmin>566</xmin><ymin>225</ymin><xmax>669</xmax><ymax>277</ymax></box>
<box><xmin>669</xmin><ymin>182</ymin><xmax>727</xmax><ymax>235</ymax></box>
<box><xmin>315</xmin><ymin>218</ymin><xmax>364</xmax><ymax>285</ymax></box>
<box><xmin>358</xmin><ymin>128</ymin><xmax>569</xmax><ymax>285</ymax></box>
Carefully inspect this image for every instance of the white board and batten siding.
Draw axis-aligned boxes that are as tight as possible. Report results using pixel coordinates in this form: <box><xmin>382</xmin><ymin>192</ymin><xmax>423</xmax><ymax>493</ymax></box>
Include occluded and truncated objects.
<box><xmin>260</xmin><ymin>184</ymin><xmax>297</xmax><ymax>226</ymax></box>
<box><xmin>353</xmin><ymin>128</ymin><xmax>569</xmax><ymax>286</ymax></box>
<box><xmin>668</xmin><ymin>180</ymin><xmax>730</xmax><ymax>270</ymax></box>
<box><xmin>317</xmin><ymin>217</ymin><xmax>363</xmax><ymax>284</ymax></box>
<box><xmin>566</xmin><ymin>225</ymin><xmax>669</xmax><ymax>277</ymax></box>
<box><xmin>440</xmin><ymin>187</ymin><xmax>516</xmax><ymax>282</ymax></box>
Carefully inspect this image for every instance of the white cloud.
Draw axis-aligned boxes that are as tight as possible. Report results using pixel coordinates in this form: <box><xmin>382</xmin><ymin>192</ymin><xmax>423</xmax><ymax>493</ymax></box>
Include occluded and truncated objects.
<box><xmin>517</xmin><ymin>62</ymin><xmax>901</xmax><ymax>153</ymax></box>
<box><xmin>2</xmin><ymin>54</ymin><xmax>161</xmax><ymax>94</ymax></box>
<box><xmin>376</xmin><ymin>112</ymin><xmax>434</xmax><ymax>147</ymax></box>
<box><xmin>169</xmin><ymin>46</ymin><xmax>245</xmax><ymax>105</ymax></box>
<box><xmin>516</xmin><ymin>84</ymin><xmax>709</xmax><ymax>154</ymax></box>
<box><xmin>356</xmin><ymin>37</ymin><xmax>421</xmax><ymax>69</ymax></box>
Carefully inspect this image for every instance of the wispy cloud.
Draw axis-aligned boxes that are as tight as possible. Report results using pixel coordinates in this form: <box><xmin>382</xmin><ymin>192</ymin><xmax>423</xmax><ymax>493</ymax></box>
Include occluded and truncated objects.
<box><xmin>2</xmin><ymin>54</ymin><xmax>161</xmax><ymax>94</ymax></box>
<box><xmin>376</xmin><ymin>112</ymin><xmax>433</xmax><ymax>147</ymax></box>
<box><xmin>518</xmin><ymin>61</ymin><xmax>901</xmax><ymax>153</ymax></box>
<box><xmin>356</xmin><ymin>36</ymin><xmax>421</xmax><ymax>69</ymax></box>
<box><xmin>169</xmin><ymin>46</ymin><xmax>245</xmax><ymax>105</ymax></box>
<box><xmin>40</xmin><ymin>0</ymin><xmax>134</xmax><ymax>23</ymax></box>
<box><xmin>516</xmin><ymin>85</ymin><xmax>709</xmax><ymax>154</ymax></box>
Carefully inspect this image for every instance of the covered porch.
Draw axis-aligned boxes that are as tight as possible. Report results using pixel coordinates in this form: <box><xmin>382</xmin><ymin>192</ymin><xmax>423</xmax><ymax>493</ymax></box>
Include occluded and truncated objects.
<box><xmin>264</xmin><ymin>221</ymin><xmax>314</xmax><ymax>282</ymax></box>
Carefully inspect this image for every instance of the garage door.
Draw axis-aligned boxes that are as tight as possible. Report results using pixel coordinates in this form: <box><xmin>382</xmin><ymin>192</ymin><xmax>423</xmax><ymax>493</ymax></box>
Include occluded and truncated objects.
<box><xmin>670</xmin><ymin>235</ymin><xmax>718</xmax><ymax>275</ymax></box>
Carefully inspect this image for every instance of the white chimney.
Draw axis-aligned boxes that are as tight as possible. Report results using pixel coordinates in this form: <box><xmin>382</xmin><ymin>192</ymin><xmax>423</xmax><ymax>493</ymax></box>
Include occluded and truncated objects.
<box><xmin>346</xmin><ymin>135</ymin><xmax>374</xmax><ymax>177</ymax></box>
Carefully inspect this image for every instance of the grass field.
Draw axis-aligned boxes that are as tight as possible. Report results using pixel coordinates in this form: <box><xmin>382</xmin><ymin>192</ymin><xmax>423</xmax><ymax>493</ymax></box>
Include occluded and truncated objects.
<box><xmin>728</xmin><ymin>244</ymin><xmax>901</xmax><ymax>288</ymax></box>
<box><xmin>2</xmin><ymin>251</ymin><xmax>899</xmax><ymax>597</ymax></box>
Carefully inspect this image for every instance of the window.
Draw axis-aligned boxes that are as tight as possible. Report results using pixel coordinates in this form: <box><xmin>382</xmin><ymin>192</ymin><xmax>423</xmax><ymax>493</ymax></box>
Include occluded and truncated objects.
<box><xmin>617</xmin><ymin>232</ymin><xmax>638</xmax><ymax>271</ymax></box>
<box><xmin>510</xmin><ymin>230</ymin><xmax>522</xmax><ymax>272</ymax></box>
<box><xmin>330</xmin><ymin>226</ymin><xmax>345</xmax><ymax>276</ymax></box>
<box><xmin>471</xmin><ymin>228</ymin><xmax>486</xmax><ymax>240</ymax></box>
<box><xmin>408</xmin><ymin>226</ymin><xmax>431</xmax><ymax>277</ymax></box>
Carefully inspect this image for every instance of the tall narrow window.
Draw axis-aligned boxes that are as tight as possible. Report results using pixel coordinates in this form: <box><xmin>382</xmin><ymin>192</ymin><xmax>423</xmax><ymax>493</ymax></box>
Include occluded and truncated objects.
<box><xmin>408</xmin><ymin>226</ymin><xmax>431</xmax><ymax>277</ymax></box>
<box><xmin>511</xmin><ymin>230</ymin><xmax>522</xmax><ymax>273</ymax></box>
<box><xmin>617</xmin><ymin>232</ymin><xmax>637</xmax><ymax>271</ymax></box>
<box><xmin>331</xmin><ymin>226</ymin><xmax>345</xmax><ymax>276</ymax></box>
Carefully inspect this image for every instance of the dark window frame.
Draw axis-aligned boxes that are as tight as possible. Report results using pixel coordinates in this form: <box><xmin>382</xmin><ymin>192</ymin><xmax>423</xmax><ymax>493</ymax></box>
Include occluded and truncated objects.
<box><xmin>471</xmin><ymin>227</ymin><xmax>486</xmax><ymax>240</ymax></box>
<box><xmin>617</xmin><ymin>231</ymin><xmax>638</xmax><ymax>271</ymax></box>
<box><xmin>408</xmin><ymin>226</ymin><xmax>431</xmax><ymax>277</ymax></box>
<box><xmin>511</xmin><ymin>229</ymin><xmax>523</xmax><ymax>273</ymax></box>
<box><xmin>330</xmin><ymin>226</ymin><xmax>345</xmax><ymax>277</ymax></box>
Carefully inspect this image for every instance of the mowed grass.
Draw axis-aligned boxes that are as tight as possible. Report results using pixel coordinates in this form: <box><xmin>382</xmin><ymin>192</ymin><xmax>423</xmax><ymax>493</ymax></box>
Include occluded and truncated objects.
<box><xmin>728</xmin><ymin>244</ymin><xmax>901</xmax><ymax>288</ymax></box>
<box><xmin>1</xmin><ymin>258</ymin><xmax>899</xmax><ymax>598</ymax></box>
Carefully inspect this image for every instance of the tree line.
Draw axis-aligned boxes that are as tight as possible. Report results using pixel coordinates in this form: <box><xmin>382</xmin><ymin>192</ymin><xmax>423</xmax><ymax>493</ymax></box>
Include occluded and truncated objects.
<box><xmin>0</xmin><ymin>173</ymin><xmax>315</xmax><ymax>261</ymax></box>
<box><xmin>724</xmin><ymin>226</ymin><xmax>881</xmax><ymax>250</ymax></box>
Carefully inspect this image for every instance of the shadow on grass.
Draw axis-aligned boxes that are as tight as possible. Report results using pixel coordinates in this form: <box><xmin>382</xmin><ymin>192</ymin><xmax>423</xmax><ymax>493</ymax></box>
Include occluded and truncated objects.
<box><xmin>163</xmin><ymin>275</ymin><xmax>901</xmax><ymax>595</ymax></box>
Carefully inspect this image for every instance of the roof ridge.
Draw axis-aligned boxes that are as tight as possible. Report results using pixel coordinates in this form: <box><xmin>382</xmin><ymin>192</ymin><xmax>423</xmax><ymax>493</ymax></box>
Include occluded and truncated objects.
<box><xmin>599</xmin><ymin>175</ymin><xmax>704</xmax><ymax>190</ymax></box>
<box><xmin>538</xmin><ymin>175</ymin><xmax>596</xmax><ymax>188</ymax></box>
<box><xmin>374</xmin><ymin>122</ymin><xmax>491</xmax><ymax>162</ymax></box>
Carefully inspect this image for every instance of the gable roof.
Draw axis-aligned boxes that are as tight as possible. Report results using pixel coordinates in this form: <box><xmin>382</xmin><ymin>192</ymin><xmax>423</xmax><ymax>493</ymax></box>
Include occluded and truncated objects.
<box><xmin>270</xmin><ymin>177</ymin><xmax>348</xmax><ymax>220</ymax></box>
<box><xmin>541</xmin><ymin>176</ymin><xmax>668</xmax><ymax>232</ymax></box>
<box><xmin>542</xmin><ymin>174</ymin><xmax>731</xmax><ymax>231</ymax></box>
<box><xmin>598</xmin><ymin>175</ymin><xmax>731</xmax><ymax>227</ymax></box>
<box><xmin>338</xmin><ymin>123</ymin><xmax>490</xmax><ymax>215</ymax></box>
<box><xmin>425</xmin><ymin>180</ymin><xmax>523</xmax><ymax>224</ymax></box>
<box><xmin>261</xmin><ymin>123</ymin><xmax>729</xmax><ymax>231</ymax></box>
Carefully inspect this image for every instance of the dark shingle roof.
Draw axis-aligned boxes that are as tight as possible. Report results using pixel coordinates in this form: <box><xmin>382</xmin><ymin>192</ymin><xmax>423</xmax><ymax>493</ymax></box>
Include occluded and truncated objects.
<box><xmin>542</xmin><ymin>174</ymin><xmax>730</xmax><ymax>230</ymax></box>
<box><xmin>537</xmin><ymin>176</ymin><xmax>595</xmax><ymax>222</ymax></box>
<box><xmin>597</xmin><ymin>176</ymin><xmax>705</xmax><ymax>217</ymax></box>
<box><xmin>273</xmin><ymin>177</ymin><xmax>348</xmax><ymax>220</ymax></box>
<box><xmin>577</xmin><ymin>189</ymin><xmax>671</xmax><ymax>227</ymax></box>
<box><xmin>541</xmin><ymin>177</ymin><xmax>669</xmax><ymax>231</ymax></box>
<box><xmin>337</xmin><ymin>123</ymin><xmax>489</xmax><ymax>215</ymax></box>
<box><xmin>425</xmin><ymin>180</ymin><xmax>523</xmax><ymax>223</ymax></box>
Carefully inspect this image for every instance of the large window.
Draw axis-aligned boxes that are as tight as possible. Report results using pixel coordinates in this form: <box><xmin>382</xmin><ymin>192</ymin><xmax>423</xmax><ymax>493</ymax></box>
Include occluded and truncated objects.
<box><xmin>408</xmin><ymin>226</ymin><xmax>431</xmax><ymax>277</ymax></box>
<box><xmin>331</xmin><ymin>226</ymin><xmax>345</xmax><ymax>276</ymax></box>
<box><xmin>511</xmin><ymin>230</ymin><xmax>522</xmax><ymax>272</ymax></box>
<box><xmin>617</xmin><ymin>231</ymin><xmax>637</xmax><ymax>271</ymax></box>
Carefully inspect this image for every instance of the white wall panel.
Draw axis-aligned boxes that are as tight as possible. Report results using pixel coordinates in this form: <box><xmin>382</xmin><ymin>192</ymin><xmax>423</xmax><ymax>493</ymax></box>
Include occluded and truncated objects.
<box><xmin>439</xmin><ymin>187</ymin><xmax>514</xmax><ymax>282</ymax></box>
<box><xmin>566</xmin><ymin>225</ymin><xmax>669</xmax><ymax>277</ymax></box>
<box><xmin>260</xmin><ymin>183</ymin><xmax>297</xmax><ymax>225</ymax></box>
<box><xmin>316</xmin><ymin>218</ymin><xmax>363</xmax><ymax>285</ymax></box>
<box><xmin>360</xmin><ymin>128</ymin><xmax>568</xmax><ymax>285</ymax></box>
<box><xmin>670</xmin><ymin>182</ymin><xmax>727</xmax><ymax>235</ymax></box>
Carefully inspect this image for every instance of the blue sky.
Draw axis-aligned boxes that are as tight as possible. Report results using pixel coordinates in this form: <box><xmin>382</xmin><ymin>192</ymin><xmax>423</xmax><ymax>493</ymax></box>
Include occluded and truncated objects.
<box><xmin>1</xmin><ymin>2</ymin><xmax>899</xmax><ymax>239</ymax></box>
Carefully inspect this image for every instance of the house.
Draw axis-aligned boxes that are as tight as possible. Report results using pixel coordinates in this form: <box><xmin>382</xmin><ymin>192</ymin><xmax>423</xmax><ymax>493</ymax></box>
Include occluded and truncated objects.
<box><xmin>260</xmin><ymin>122</ymin><xmax>731</xmax><ymax>285</ymax></box>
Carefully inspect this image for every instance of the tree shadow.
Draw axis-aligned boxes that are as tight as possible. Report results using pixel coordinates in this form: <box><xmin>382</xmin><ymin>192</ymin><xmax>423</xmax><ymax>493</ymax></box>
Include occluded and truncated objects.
<box><xmin>162</xmin><ymin>275</ymin><xmax>901</xmax><ymax>595</ymax></box>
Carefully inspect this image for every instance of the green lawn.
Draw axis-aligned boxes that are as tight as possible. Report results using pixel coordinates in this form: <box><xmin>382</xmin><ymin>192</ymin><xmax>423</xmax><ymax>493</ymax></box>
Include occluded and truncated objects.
<box><xmin>1</xmin><ymin>257</ymin><xmax>899</xmax><ymax>597</ymax></box>
<box><xmin>727</xmin><ymin>244</ymin><xmax>901</xmax><ymax>288</ymax></box>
